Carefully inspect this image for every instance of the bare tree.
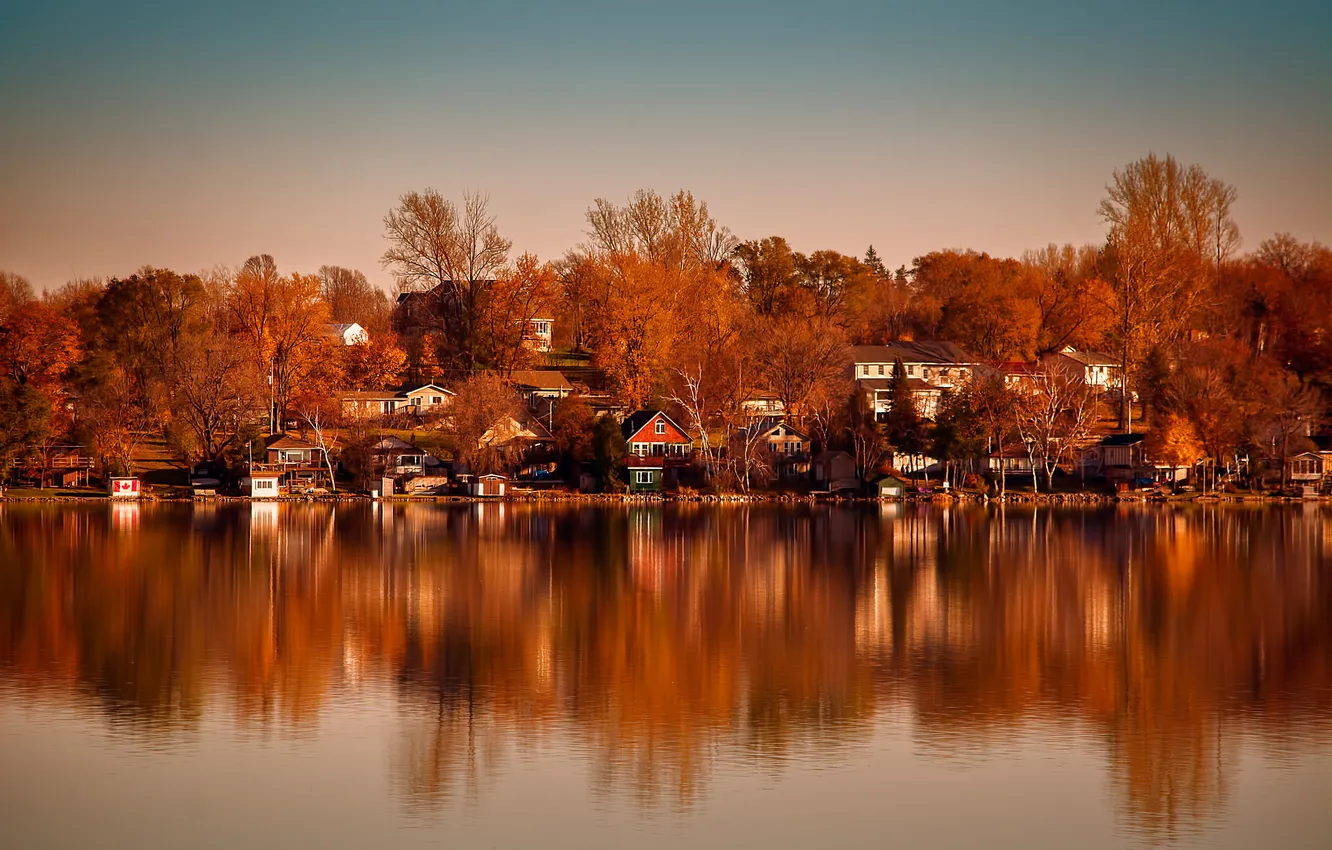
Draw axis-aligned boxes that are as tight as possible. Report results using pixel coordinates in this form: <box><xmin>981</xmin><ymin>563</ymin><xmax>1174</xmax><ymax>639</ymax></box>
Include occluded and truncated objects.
<box><xmin>382</xmin><ymin>190</ymin><xmax>512</xmax><ymax>369</ymax></box>
<box><xmin>299</xmin><ymin>404</ymin><xmax>340</xmax><ymax>492</ymax></box>
<box><xmin>1099</xmin><ymin>154</ymin><xmax>1239</xmax><ymax>431</ymax></box>
<box><xmin>447</xmin><ymin>372</ymin><xmax>522</xmax><ymax>474</ymax></box>
<box><xmin>1252</xmin><ymin>374</ymin><xmax>1322</xmax><ymax>493</ymax></box>
<box><xmin>1013</xmin><ymin>364</ymin><xmax>1099</xmax><ymax>491</ymax></box>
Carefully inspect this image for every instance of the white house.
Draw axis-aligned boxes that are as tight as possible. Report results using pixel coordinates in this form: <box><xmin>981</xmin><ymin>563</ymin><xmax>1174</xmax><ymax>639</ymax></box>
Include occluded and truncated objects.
<box><xmin>524</xmin><ymin>318</ymin><xmax>554</xmax><ymax>352</ymax></box>
<box><xmin>851</xmin><ymin>341</ymin><xmax>981</xmax><ymax>387</ymax></box>
<box><xmin>326</xmin><ymin>322</ymin><xmax>370</xmax><ymax>346</ymax></box>
<box><xmin>401</xmin><ymin>383</ymin><xmax>454</xmax><ymax>415</ymax></box>
<box><xmin>1042</xmin><ymin>347</ymin><xmax>1122</xmax><ymax>389</ymax></box>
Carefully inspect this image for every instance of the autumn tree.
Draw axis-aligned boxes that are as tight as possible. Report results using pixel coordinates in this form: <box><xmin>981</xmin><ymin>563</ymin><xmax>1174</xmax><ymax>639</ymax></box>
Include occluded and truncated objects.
<box><xmin>318</xmin><ymin>265</ymin><xmax>391</xmax><ymax>336</ymax></box>
<box><xmin>226</xmin><ymin>257</ymin><xmax>334</xmax><ymax>427</ymax></box>
<box><xmin>342</xmin><ymin>337</ymin><xmax>407</xmax><ymax>390</ymax></box>
<box><xmin>1250</xmin><ymin>372</ymin><xmax>1322</xmax><ymax>492</ymax></box>
<box><xmin>749</xmin><ymin>313</ymin><xmax>849</xmax><ymax>426</ymax></box>
<box><xmin>382</xmin><ymin>190</ymin><xmax>512</xmax><ymax>370</ymax></box>
<box><xmin>1099</xmin><ymin>153</ymin><xmax>1239</xmax><ymax>430</ymax></box>
<box><xmin>733</xmin><ymin>237</ymin><xmax>800</xmax><ymax>316</ymax></box>
<box><xmin>1143</xmin><ymin>415</ymin><xmax>1205</xmax><ymax>478</ymax></box>
<box><xmin>447</xmin><ymin>372</ymin><xmax>523</xmax><ymax>474</ymax></box>
<box><xmin>1021</xmin><ymin>243</ymin><xmax>1113</xmax><ymax>353</ymax></box>
<box><xmin>171</xmin><ymin>334</ymin><xmax>264</xmax><ymax>463</ymax></box>
<box><xmin>0</xmin><ymin>271</ymin><xmax>35</xmax><ymax>322</ymax></box>
<box><xmin>480</xmin><ymin>253</ymin><xmax>558</xmax><ymax>374</ymax></box>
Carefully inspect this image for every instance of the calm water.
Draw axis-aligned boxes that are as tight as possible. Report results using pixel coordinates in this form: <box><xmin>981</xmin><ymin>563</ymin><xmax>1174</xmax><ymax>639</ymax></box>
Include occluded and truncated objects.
<box><xmin>1</xmin><ymin>503</ymin><xmax>1330</xmax><ymax>849</ymax></box>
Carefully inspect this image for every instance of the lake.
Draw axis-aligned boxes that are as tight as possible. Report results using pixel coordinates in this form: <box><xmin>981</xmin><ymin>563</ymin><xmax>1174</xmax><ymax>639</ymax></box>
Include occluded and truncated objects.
<box><xmin>1</xmin><ymin>502</ymin><xmax>1330</xmax><ymax>849</ymax></box>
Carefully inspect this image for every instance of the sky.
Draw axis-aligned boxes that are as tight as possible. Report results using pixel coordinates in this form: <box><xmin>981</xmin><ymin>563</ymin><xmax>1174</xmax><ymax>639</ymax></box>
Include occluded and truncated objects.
<box><xmin>1</xmin><ymin>0</ymin><xmax>1329</xmax><ymax>292</ymax></box>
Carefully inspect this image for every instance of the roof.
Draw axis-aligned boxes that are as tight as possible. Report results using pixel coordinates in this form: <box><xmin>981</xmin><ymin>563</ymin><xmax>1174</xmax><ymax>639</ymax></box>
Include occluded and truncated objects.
<box><xmin>622</xmin><ymin>410</ymin><xmax>689</xmax><ymax>442</ymax></box>
<box><xmin>851</xmin><ymin>341</ymin><xmax>978</xmax><ymax>366</ymax></box>
<box><xmin>991</xmin><ymin>360</ymin><xmax>1040</xmax><ymax>375</ymax></box>
<box><xmin>1057</xmin><ymin>348</ymin><xmax>1119</xmax><ymax>367</ymax></box>
<box><xmin>265</xmin><ymin>434</ymin><xmax>320</xmax><ymax>450</ymax></box>
<box><xmin>342</xmin><ymin>389</ymin><xmax>401</xmax><ymax>401</ymax></box>
<box><xmin>509</xmin><ymin>370</ymin><xmax>573</xmax><ymax>391</ymax></box>
<box><xmin>402</xmin><ymin>383</ymin><xmax>454</xmax><ymax>396</ymax></box>
<box><xmin>373</xmin><ymin>436</ymin><xmax>417</xmax><ymax>451</ymax></box>
<box><xmin>744</xmin><ymin>420</ymin><xmax>811</xmax><ymax>441</ymax></box>
<box><xmin>1101</xmin><ymin>433</ymin><xmax>1146</xmax><ymax>447</ymax></box>
<box><xmin>328</xmin><ymin>322</ymin><xmax>362</xmax><ymax>335</ymax></box>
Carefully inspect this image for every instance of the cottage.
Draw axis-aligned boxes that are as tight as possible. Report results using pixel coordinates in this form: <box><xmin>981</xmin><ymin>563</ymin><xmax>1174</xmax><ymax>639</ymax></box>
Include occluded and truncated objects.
<box><xmin>741</xmin><ymin>420</ymin><xmax>811</xmax><ymax>478</ymax></box>
<box><xmin>341</xmin><ymin>389</ymin><xmax>403</xmax><ymax>419</ymax></box>
<box><xmin>1096</xmin><ymin>433</ymin><xmax>1188</xmax><ymax>486</ymax></box>
<box><xmin>1285</xmin><ymin>452</ymin><xmax>1324</xmax><ymax>486</ymax></box>
<box><xmin>740</xmin><ymin>393</ymin><xmax>786</xmax><ymax>420</ymax></box>
<box><xmin>622</xmin><ymin>411</ymin><xmax>692</xmax><ymax>457</ymax></box>
<box><xmin>401</xmin><ymin>383</ymin><xmax>454</xmax><ymax>415</ymax></box>
<box><xmin>371</xmin><ymin>436</ymin><xmax>441</xmax><ymax>476</ymax></box>
<box><xmin>509</xmin><ymin>370</ymin><xmax>573</xmax><ymax>406</ymax></box>
<box><xmin>259</xmin><ymin>434</ymin><xmax>331</xmax><ymax>490</ymax></box>
<box><xmin>858</xmin><ymin>377</ymin><xmax>945</xmax><ymax>420</ymax></box>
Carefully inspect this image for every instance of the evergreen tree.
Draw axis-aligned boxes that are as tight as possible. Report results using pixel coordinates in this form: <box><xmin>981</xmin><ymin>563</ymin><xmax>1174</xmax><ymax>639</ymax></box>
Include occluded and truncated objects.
<box><xmin>884</xmin><ymin>359</ymin><xmax>924</xmax><ymax>462</ymax></box>
<box><xmin>864</xmin><ymin>245</ymin><xmax>888</xmax><ymax>279</ymax></box>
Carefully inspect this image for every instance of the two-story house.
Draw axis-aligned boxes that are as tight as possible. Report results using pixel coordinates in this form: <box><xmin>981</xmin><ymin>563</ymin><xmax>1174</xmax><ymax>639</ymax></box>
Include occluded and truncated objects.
<box><xmin>1042</xmin><ymin>347</ymin><xmax>1123</xmax><ymax>390</ymax></box>
<box><xmin>852</xmin><ymin>341</ymin><xmax>981</xmax><ymax>421</ymax></box>
<box><xmin>622</xmin><ymin>410</ymin><xmax>693</xmax><ymax>492</ymax></box>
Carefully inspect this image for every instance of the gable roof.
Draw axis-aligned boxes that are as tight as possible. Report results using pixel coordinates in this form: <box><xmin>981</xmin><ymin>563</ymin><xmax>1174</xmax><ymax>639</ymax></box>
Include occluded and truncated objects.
<box><xmin>747</xmin><ymin>420</ymin><xmax>810</xmax><ymax>441</ymax></box>
<box><xmin>851</xmin><ymin>341</ymin><xmax>978</xmax><ymax>366</ymax></box>
<box><xmin>509</xmin><ymin>370</ymin><xmax>573</xmax><ymax>391</ymax></box>
<box><xmin>265</xmin><ymin>434</ymin><xmax>320</xmax><ymax>451</ymax></box>
<box><xmin>402</xmin><ymin>383</ymin><xmax>454</xmax><ymax>397</ymax></box>
<box><xmin>1058</xmin><ymin>348</ymin><xmax>1119</xmax><ymax>367</ymax></box>
<box><xmin>622</xmin><ymin>410</ymin><xmax>690</xmax><ymax>443</ymax></box>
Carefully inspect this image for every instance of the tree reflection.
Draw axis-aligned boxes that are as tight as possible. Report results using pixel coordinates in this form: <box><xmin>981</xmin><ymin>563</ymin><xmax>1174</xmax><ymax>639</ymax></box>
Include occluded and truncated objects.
<box><xmin>1</xmin><ymin>501</ymin><xmax>1330</xmax><ymax>838</ymax></box>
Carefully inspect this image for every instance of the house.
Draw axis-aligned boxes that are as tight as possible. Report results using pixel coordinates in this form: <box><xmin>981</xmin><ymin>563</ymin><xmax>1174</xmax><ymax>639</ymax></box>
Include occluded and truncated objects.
<box><xmin>524</xmin><ymin>318</ymin><xmax>554</xmax><ymax>352</ymax></box>
<box><xmin>989</xmin><ymin>361</ymin><xmax>1042</xmax><ymax>393</ymax></box>
<box><xmin>10</xmin><ymin>444</ymin><xmax>93</xmax><ymax>487</ymax></box>
<box><xmin>1042</xmin><ymin>347</ymin><xmax>1122</xmax><ymax>390</ymax></box>
<box><xmin>107</xmin><ymin>477</ymin><xmax>141</xmax><ymax>499</ymax></box>
<box><xmin>509</xmin><ymin>370</ymin><xmax>573</xmax><ymax>406</ymax></box>
<box><xmin>741</xmin><ymin>393</ymin><xmax>786</xmax><ymax>420</ymax></box>
<box><xmin>622</xmin><ymin>411</ymin><xmax>692</xmax><ymax>457</ymax></box>
<box><xmin>371</xmin><ymin>436</ymin><xmax>441</xmax><ymax>476</ymax></box>
<box><xmin>1095</xmin><ymin>433</ymin><xmax>1187</xmax><ymax>486</ymax></box>
<box><xmin>851</xmin><ymin>341</ymin><xmax>981</xmax><ymax>386</ymax></box>
<box><xmin>340</xmin><ymin>384</ymin><xmax>454</xmax><ymax>420</ymax></box>
<box><xmin>858</xmin><ymin>377</ymin><xmax>946</xmax><ymax>420</ymax></box>
<box><xmin>811</xmin><ymin>450</ymin><xmax>858</xmax><ymax>493</ymax></box>
<box><xmin>258</xmin><ymin>434</ymin><xmax>331</xmax><ymax>490</ymax></box>
<box><xmin>326</xmin><ymin>322</ymin><xmax>369</xmax><ymax>346</ymax></box>
<box><xmin>400</xmin><ymin>383</ymin><xmax>454</xmax><ymax>416</ymax></box>
<box><xmin>741</xmin><ymin>420</ymin><xmax>811</xmax><ymax>479</ymax></box>
<box><xmin>1285</xmin><ymin>452</ymin><xmax>1324</xmax><ymax>487</ymax></box>
<box><xmin>341</xmin><ymin>389</ymin><xmax>404</xmax><ymax>419</ymax></box>
<box><xmin>986</xmin><ymin>444</ymin><xmax>1038</xmax><ymax>478</ymax></box>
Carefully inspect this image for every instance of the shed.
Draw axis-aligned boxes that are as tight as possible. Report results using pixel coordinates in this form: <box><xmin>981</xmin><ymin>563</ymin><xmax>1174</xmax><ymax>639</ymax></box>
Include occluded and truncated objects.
<box><xmin>242</xmin><ymin>474</ymin><xmax>282</xmax><ymax>498</ymax></box>
<box><xmin>107</xmin><ymin>477</ymin><xmax>141</xmax><ymax>499</ymax></box>
<box><xmin>370</xmin><ymin>476</ymin><xmax>396</xmax><ymax>498</ymax></box>
<box><xmin>470</xmin><ymin>473</ymin><xmax>507</xmax><ymax>497</ymax></box>
<box><xmin>869</xmin><ymin>475</ymin><xmax>909</xmax><ymax>499</ymax></box>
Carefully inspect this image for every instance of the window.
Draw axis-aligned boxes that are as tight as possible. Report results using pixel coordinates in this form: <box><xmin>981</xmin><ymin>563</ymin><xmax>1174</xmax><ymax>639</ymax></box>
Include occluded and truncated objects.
<box><xmin>431</xmin><ymin>396</ymin><xmax>442</xmax><ymax>404</ymax></box>
<box><xmin>862</xmin><ymin>365</ymin><xmax>869</xmax><ymax>375</ymax></box>
<box><xmin>655</xmin><ymin>419</ymin><xmax>666</xmax><ymax>435</ymax></box>
<box><xmin>635</xmin><ymin>470</ymin><xmax>654</xmax><ymax>485</ymax></box>
<box><xmin>907</xmin><ymin>365</ymin><xmax>916</xmax><ymax>376</ymax></box>
<box><xmin>877</xmin><ymin>364</ymin><xmax>884</xmax><ymax>376</ymax></box>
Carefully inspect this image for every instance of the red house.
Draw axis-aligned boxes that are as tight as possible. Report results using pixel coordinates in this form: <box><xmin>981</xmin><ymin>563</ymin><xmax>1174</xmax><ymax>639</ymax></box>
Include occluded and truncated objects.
<box><xmin>622</xmin><ymin>410</ymin><xmax>692</xmax><ymax>457</ymax></box>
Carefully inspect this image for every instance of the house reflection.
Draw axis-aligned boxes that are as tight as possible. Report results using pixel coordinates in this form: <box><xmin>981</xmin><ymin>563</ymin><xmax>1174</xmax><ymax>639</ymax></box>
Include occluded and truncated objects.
<box><xmin>0</xmin><ymin>503</ymin><xmax>1330</xmax><ymax>836</ymax></box>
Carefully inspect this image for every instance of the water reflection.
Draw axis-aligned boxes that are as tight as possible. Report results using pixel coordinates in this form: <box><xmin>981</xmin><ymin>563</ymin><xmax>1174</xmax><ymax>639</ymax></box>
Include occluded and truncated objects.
<box><xmin>1</xmin><ymin>502</ymin><xmax>1330</xmax><ymax>841</ymax></box>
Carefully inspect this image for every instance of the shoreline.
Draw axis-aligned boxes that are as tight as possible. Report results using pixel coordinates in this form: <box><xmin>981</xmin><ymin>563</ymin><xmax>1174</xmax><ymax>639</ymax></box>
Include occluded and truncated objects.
<box><xmin>0</xmin><ymin>490</ymin><xmax>1315</xmax><ymax>506</ymax></box>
